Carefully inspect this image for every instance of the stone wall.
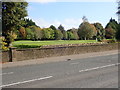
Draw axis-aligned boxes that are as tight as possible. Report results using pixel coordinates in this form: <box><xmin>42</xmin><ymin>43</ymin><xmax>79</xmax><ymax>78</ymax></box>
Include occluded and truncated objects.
<box><xmin>2</xmin><ymin>43</ymin><xmax>119</xmax><ymax>62</ymax></box>
<box><xmin>2</xmin><ymin>51</ymin><xmax>10</xmax><ymax>62</ymax></box>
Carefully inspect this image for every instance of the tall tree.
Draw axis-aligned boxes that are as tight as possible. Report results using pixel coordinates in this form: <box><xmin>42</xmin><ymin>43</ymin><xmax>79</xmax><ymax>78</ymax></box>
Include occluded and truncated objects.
<box><xmin>78</xmin><ymin>22</ymin><xmax>97</xmax><ymax>40</ymax></box>
<box><xmin>82</xmin><ymin>16</ymin><xmax>88</xmax><ymax>22</ymax></box>
<box><xmin>2</xmin><ymin>1</ymin><xmax>28</xmax><ymax>46</ymax></box>
<box><xmin>116</xmin><ymin>24</ymin><xmax>120</xmax><ymax>40</ymax></box>
<box><xmin>105</xmin><ymin>26</ymin><xmax>116</xmax><ymax>39</ymax></box>
<box><xmin>58</xmin><ymin>24</ymin><xmax>64</xmax><ymax>32</ymax></box>
<box><xmin>94</xmin><ymin>23</ymin><xmax>105</xmax><ymax>41</ymax></box>
<box><xmin>67</xmin><ymin>28</ymin><xmax>79</xmax><ymax>40</ymax></box>
<box><xmin>67</xmin><ymin>31</ymin><xmax>75</xmax><ymax>40</ymax></box>
<box><xmin>105</xmin><ymin>18</ymin><xmax>119</xmax><ymax>39</ymax></box>
<box><xmin>23</xmin><ymin>18</ymin><xmax>37</xmax><ymax>28</ymax></box>
<box><xmin>54</xmin><ymin>30</ymin><xmax>63</xmax><ymax>40</ymax></box>
<box><xmin>49</xmin><ymin>25</ymin><xmax>57</xmax><ymax>30</ymax></box>
<box><xmin>58</xmin><ymin>25</ymin><xmax>67</xmax><ymax>40</ymax></box>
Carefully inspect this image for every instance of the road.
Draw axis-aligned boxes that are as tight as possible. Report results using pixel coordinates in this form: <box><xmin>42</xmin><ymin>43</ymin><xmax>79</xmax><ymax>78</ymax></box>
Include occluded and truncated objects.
<box><xmin>1</xmin><ymin>53</ymin><xmax>119</xmax><ymax>88</ymax></box>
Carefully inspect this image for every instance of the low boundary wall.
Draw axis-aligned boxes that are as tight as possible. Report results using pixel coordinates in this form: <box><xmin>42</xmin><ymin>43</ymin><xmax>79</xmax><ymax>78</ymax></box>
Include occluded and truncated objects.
<box><xmin>2</xmin><ymin>43</ymin><xmax>119</xmax><ymax>62</ymax></box>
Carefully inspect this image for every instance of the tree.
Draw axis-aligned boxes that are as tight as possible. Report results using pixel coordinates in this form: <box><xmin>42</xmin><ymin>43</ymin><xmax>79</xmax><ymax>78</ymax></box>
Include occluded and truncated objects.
<box><xmin>67</xmin><ymin>28</ymin><xmax>79</xmax><ymax>40</ymax></box>
<box><xmin>117</xmin><ymin>1</ymin><xmax>120</xmax><ymax>15</ymax></box>
<box><xmin>78</xmin><ymin>22</ymin><xmax>97</xmax><ymax>40</ymax></box>
<box><xmin>105</xmin><ymin>18</ymin><xmax>119</xmax><ymax>39</ymax></box>
<box><xmin>23</xmin><ymin>18</ymin><xmax>37</xmax><ymax>28</ymax></box>
<box><xmin>82</xmin><ymin>16</ymin><xmax>88</xmax><ymax>22</ymax></box>
<box><xmin>34</xmin><ymin>27</ymin><xmax>43</xmax><ymax>40</ymax></box>
<box><xmin>2</xmin><ymin>1</ymin><xmax>28</xmax><ymax>46</ymax></box>
<box><xmin>58</xmin><ymin>24</ymin><xmax>64</xmax><ymax>31</ymax></box>
<box><xmin>94</xmin><ymin>23</ymin><xmax>105</xmax><ymax>41</ymax></box>
<box><xmin>58</xmin><ymin>25</ymin><xmax>67</xmax><ymax>40</ymax></box>
<box><xmin>106</xmin><ymin>18</ymin><xmax>119</xmax><ymax>30</ymax></box>
<box><xmin>42</xmin><ymin>28</ymin><xmax>55</xmax><ymax>40</ymax></box>
<box><xmin>19</xmin><ymin>27</ymin><xmax>26</xmax><ymax>39</ymax></box>
<box><xmin>54</xmin><ymin>30</ymin><xmax>63</xmax><ymax>40</ymax></box>
<box><xmin>67</xmin><ymin>31</ymin><xmax>75</xmax><ymax>40</ymax></box>
<box><xmin>26</xmin><ymin>26</ymin><xmax>36</xmax><ymax>40</ymax></box>
<box><xmin>49</xmin><ymin>25</ymin><xmax>57</xmax><ymax>30</ymax></box>
<box><xmin>116</xmin><ymin>24</ymin><xmax>120</xmax><ymax>40</ymax></box>
<box><xmin>105</xmin><ymin>26</ymin><xmax>116</xmax><ymax>39</ymax></box>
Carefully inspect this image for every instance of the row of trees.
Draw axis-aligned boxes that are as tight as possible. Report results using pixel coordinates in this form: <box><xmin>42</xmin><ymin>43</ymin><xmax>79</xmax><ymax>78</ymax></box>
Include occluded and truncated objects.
<box><xmin>14</xmin><ymin>18</ymin><xmax>120</xmax><ymax>41</ymax></box>
<box><xmin>1</xmin><ymin>1</ymin><xmax>120</xmax><ymax>49</ymax></box>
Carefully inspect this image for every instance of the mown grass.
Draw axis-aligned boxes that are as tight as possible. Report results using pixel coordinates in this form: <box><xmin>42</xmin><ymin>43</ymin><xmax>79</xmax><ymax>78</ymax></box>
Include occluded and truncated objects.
<box><xmin>12</xmin><ymin>40</ymin><xmax>98</xmax><ymax>48</ymax></box>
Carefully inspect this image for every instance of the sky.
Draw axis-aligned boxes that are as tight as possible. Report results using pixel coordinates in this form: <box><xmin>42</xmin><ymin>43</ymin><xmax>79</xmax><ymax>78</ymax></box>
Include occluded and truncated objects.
<box><xmin>26</xmin><ymin>0</ymin><xmax>118</xmax><ymax>30</ymax></box>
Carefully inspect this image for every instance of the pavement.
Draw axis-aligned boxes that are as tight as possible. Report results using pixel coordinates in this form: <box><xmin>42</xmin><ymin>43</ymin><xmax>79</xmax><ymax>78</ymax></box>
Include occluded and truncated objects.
<box><xmin>1</xmin><ymin>50</ymin><xmax>119</xmax><ymax>88</ymax></box>
<box><xmin>2</xmin><ymin>50</ymin><xmax>118</xmax><ymax>68</ymax></box>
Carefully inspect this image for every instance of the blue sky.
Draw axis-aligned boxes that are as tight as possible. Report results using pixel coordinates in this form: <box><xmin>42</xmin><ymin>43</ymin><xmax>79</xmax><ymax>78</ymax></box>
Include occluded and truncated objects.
<box><xmin>26</xmin><ymin>1</ymin><xmax>118</xmax><ymax>30</ymax></box>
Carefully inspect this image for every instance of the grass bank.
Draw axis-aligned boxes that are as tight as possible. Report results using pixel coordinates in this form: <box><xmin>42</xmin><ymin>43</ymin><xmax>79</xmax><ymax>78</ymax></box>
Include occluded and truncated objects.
<box><xmin>12</xmin><ymin>40</ymin><xmax>98</xmax><ymax>48</ymax></box>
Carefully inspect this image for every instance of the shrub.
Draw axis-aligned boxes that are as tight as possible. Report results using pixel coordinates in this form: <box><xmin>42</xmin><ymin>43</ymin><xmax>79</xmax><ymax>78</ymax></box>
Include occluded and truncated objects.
<box><xmin>101</xmin><ymin>39</ymin><xmax>116</xmax><ymax>43</ymax></box>
<box><xmin>0</xmin><ymin>37</ymin><xmax>9</xmax><ymax>51</ymax></box>
<box><xmin>14</xmin><ymin>45</ymin><xmax>41</xmax><ymax>48</ymax></box>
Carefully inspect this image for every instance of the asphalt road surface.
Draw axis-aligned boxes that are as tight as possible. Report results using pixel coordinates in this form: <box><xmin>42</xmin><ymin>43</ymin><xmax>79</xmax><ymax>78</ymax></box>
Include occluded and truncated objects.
<box><xmin>1</xmin><ymin>53</ymin><xmax>119</xmax><ymax>88</ymax></box>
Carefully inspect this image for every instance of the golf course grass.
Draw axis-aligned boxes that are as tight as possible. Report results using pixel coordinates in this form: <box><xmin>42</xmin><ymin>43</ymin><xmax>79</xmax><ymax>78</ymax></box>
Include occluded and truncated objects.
<box><xmin>12</xmin><ymin>40</ymin><xmax>98</xmax><ymax>48</ymax></box>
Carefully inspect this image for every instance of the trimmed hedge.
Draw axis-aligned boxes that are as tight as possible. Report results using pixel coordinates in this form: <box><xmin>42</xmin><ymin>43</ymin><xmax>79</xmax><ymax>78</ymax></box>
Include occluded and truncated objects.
<box><xmin>14</xmin><ymin>45</ymin><xmax>41</xmax><ymax>48</ymax></box>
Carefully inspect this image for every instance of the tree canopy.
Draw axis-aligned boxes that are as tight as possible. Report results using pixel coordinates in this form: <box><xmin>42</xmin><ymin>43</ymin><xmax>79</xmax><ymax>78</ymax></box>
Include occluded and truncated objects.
<box><xmin>2</xmin><ymin>1</ymin><xmax>28</xmax><ymax>46</ymax></box>
<box><xmin>78</xmin><ymin>22</ymin><xmax>97</xmax><ymax>40</ymax></box>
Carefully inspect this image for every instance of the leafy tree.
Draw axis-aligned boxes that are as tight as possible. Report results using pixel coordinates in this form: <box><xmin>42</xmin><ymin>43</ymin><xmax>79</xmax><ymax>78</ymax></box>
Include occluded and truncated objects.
<box><xmin>68</xmin><ymin>28</ymin><xmax>79</xmax><ymax>40</ymax></box>
<box><xmin>105</xmin><ymin>18</ymin><xmax>119</xmax><ymax>39</ymax></box>
<box><xmin>26</xmin><ymin>26</ymin><xmax>36</xmax><ymax>40</ymax></box>
<box><xmin>23</xmin><ymin>18</ymin><xmax>37</xmax><ymax>28</ymax></box>
<box><xmin>94</xmin><ymin>23</ymin><xmax>105</xmax><ymax>41</ymax></box>
<box><xmin>54</xmin><ymin>30</ymin><xmax>63</xmax><ymax>40</ymax></box>
<box><xmin>49</xmin><ymin>25</ymin><xmax>57</xmax><ymax>30</ymax></box>
<box><xmin>106</xmin><ymin>18</ymin><xmax>119</xmax><ymax>30</ymax></box>
<box><xmin>50</xmin><ymin>25</ymin><xmax>63</xmax><ymax>40</ymax></box>
<box><xmin>67</xmin><ymin>31</ymin><xmax>75</xmax><ymax>40</ymax></box>
<box><xmin>42</xmin><ymin>28</ymin><xmax>55</xmax><ymax>40</ymax></box>
<box><xmin>117</xmin><ymin>2</ymin><xmax>120</xmax><ymax>15</ymax></box>
<box><xmin>105</xmin><ymin>26</ymin><xmax>116</xmax><ymax>39</ymax></box>
<box><xmin>2</xmin><ymin>1</ymin><xmax>28</xmax><ymax>46</ymax></box>
<box><xmin>58</xmin><ymin>25</ymin><xmax>67</xmax><ymax>40</ymax></box>
<box><xmin>78</xmin><ymin>22</ymin><xmax>97</xmax><ymax>40</ymax></box>
<box><xmin>63</xmin><ymin>31</ymin><xmax>68</xmax><ymax>40</ymax></box>
<box><xmin>116</xmin><ymin>24</ymin><xmax>120</xmax><ymax>40</ymax></box>
<box><xmin>34</xmin><ymin>27</ymin><xmax>43</xmax><ymax>40</ymax></box>
<box><xmin>19</xmin><ymin>27</ymin><xmax>26</xmax><ymax>39</ymax></box>
<box><xmin>58</xmin><ymin>24</ymin><xmax>64</xmax><ymax>31</ymax></box>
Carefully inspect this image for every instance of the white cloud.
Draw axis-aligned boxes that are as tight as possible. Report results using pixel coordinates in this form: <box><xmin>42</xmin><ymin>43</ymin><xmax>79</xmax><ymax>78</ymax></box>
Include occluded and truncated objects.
<box><xmin>57</xmin><ymin>0</ymin><xmax>115</xmax><ymax>2</ymax></box>
<box><xmin>31</xmin><ymin>18</ymin><xmax>83</xmax><ymax>30</ymax></box>
<box><xmin>26</xmin><ymin>0</ymin><xmax>57</xmax><ymax>3</ymax></box>
<box><xmin>2</xmin><ymin>0</ymin><xmax>115</xmax><ymax>2</ymax></box>
<box><xmin>26</xmin><ymin>0</ymin><xmax>115</xmax><ymax>2</ymax></box>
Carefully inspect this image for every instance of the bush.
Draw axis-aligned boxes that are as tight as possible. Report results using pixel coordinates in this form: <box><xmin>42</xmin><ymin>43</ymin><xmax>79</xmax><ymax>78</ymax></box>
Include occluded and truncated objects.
<box><xmin>14</xmin><ymin>45</ymin><xmax>41</xmax><ymax>48</ymax></box>
<box><xmin>101</xmin><ymin>39</ymin><xmax>116</xmax><ymax>43</ymax></box>
<box><xmin>0</xmin><ymin>37</ymin><xmax>9</xmax><ymax>51</ymax></box>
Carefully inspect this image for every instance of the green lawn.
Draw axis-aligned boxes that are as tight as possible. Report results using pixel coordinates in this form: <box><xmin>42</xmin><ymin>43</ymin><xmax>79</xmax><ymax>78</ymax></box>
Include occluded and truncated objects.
<box><xmin>12</xmin><ymin>40</ymin><xmax>98</xmax><ymax>48</ymax></box>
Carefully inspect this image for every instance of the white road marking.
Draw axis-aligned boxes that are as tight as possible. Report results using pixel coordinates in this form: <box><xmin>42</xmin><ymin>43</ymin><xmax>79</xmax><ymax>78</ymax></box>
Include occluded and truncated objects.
<box><xmin>0</xmin><ymin>72</ymin><xmax>14</xmax><ymax>76</ymax></box>
<box><xmin>0</xmin><ymin>76</ymin><xmax>53</xmax><ymax>88</ymax></box>
<box><xmin>79</xmin><ymin>63</ymin><xmax>120</xmax><ymax>73</ymax></box>
<box><xmin>70</xmin><ymin>62</ymin><xmax>79</xmax><ymax>65</ymax></box>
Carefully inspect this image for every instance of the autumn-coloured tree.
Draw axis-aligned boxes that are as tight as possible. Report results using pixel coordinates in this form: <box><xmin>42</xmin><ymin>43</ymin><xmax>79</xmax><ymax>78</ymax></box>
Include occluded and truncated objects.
<box><xmin>105</xmin><ymin>26</ymin><xmax>116</xmax><ymax>39</ymax></box>
<box><xmin>78</xmin><ymin>22</ymin><xmax>97</xmax><ymax>40</ymax></box>
<box><xmin>19</xmin><ymin>27</ymin><xmax>26</xmax><ymax>39</ymax></box>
